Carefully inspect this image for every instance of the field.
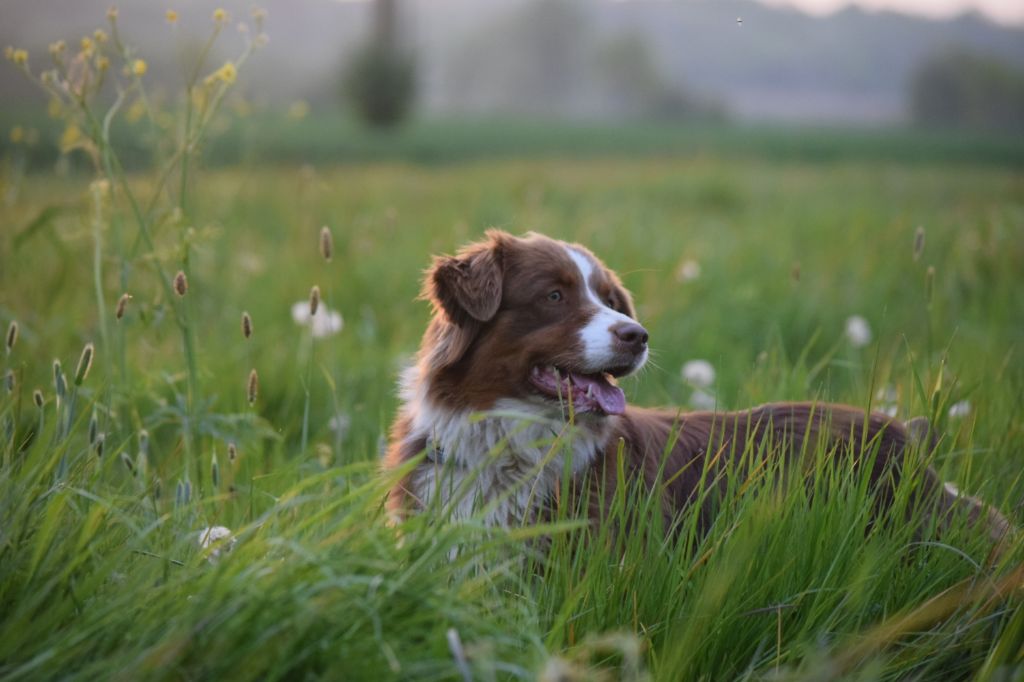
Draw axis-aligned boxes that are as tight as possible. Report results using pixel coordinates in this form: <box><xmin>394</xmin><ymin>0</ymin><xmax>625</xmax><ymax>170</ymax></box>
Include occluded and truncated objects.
<box><xmin>2</xmin><ymin>143</ymin><xmax>1024</xmax><ymax>680</ymax></box>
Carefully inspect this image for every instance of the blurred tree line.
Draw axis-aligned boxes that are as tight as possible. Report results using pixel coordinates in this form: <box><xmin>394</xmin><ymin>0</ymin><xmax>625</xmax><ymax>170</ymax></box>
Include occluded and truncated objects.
<box><xmin>910</xmin><ymin>48</ymin><xmax>1024</xmax><ymax>133</ymax></box>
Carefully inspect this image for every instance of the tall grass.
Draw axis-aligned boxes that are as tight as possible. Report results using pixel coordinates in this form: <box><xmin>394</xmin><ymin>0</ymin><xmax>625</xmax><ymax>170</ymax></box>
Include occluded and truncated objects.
<box><xmin>2</xmin><ymin>9</ymin><xmax>1023</xmax><ymax>681</ymax></box>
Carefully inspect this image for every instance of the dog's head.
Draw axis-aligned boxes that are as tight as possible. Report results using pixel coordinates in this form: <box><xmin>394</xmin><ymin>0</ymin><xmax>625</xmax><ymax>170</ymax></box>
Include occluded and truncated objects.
<box><xmin>419</xmin><ymin>230</ymin><xmax>648</xmax><ymax>417</ymax></box>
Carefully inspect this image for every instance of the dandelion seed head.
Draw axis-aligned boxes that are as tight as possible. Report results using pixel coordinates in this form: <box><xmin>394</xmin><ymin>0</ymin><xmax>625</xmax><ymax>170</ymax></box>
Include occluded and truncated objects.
<box><xmin>675</xmin><ymin>259</ymin><xmax>701</xmax><ymax>283</ymax></box>
<box><xmin>291</xmin><ymin>301</ymin><xmax>343</xmax><ymax>338</ymax></box>
<box><xmin>948</xmin><ymin>400</ymin><xmax>971</xmax><ymax>418</ymax></box>
<box><xmin>197</xmin><ymin>525</ymin><xmax>235</xmax><ymax>562</ymax></box>
<box><xmin>844</xmin><ymin>315</ymin><xmax>872</xmax><ymax>348</ymax></box>
<box><xmin>689</xmin><ymin>388</ymin><xmax>717</xmax><ymax>411</ymax></box>
<box><xmin>681</xmin><ymin>359</ymin><xmax>716</xmax><ymax>388</ymax></box>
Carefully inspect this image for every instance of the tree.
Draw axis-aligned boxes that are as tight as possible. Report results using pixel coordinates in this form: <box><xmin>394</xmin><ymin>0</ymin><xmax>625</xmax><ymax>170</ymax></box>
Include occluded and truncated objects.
<box><xmin>910</xmin><ymin>48</ymin><xmax>1024</xmax><ymax>133</ymax></box>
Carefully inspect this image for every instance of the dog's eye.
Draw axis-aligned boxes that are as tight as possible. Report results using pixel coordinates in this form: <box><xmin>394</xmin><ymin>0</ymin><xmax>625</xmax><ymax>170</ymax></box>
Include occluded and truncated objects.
<box><xmin>547</xmin><ymin>290</ymin><xmax>562</xmax><ymax>302</ymax></box>
<box><xmin>604</xmin><ymin>297</ymin><xmax>616</xmax><ymax>310</ymax></box>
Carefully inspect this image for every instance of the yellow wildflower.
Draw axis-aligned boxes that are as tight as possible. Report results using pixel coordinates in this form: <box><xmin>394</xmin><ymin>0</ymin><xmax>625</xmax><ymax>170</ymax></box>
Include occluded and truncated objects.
<box><xmin>97</xmin><ymin>56</ymin><xmax>110</xmax><ymax>71</ymax></box>
<box><xmin>218</xmin><ymin>61</ymin><xmax>237</xmax><ymax>84</ymax></box>
<box><xmin>166</xmin><ymin>9</ymin><xmax>178</xmax><ymax>24</ymax></box>
<box><xmin>131</xmin><ymin>59</ymin><xmax>147</xmax><ymax>76</ymax></box>
<box><xmin>80</xmin><ymin>36</ymin><xmax>94</xmax><ymax>56</ymax></box>
<box><xmin>93</xmin><ymin>29</ymin><xmax>108</xmax><ymax>44</ymax></box>
<box><xmin>49</xmin><ymin>40</ymin><xmax>66</xmax><ymax>57</ymax></box>
<box><xmin>213</xmin><ymin>8</ymin><xmax>228</xmax><ymax>23</ymax></box>
<box><xmin>8</xmin><ymin>48</ymin><xmax>28</xmax><ymax>66</ymax></box>
<box><xmin>10</xmin><ymin>126</ymin><xmax>24</xmax><ymax>144</ymax></box>
<box><xmin>60</xmin><ymin>124</ymin><xmax>82</xmax><ymax>152</ymax></box>
<box><xmin>125</xmin><ymin>98</ymin><xmax>146</xmax><ymax>123</ymax></box>
<box><xmin>107</xmin><ymin>6</ymin><xmax>118</xmax><ymax>21</ymax></box>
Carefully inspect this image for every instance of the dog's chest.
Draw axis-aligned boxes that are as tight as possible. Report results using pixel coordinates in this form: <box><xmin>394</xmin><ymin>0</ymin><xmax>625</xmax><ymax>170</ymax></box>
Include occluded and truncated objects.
<box><xmin>404</xmin><ymin>396</ymin><xmax>608</xmax><ymax>526</ymax></box>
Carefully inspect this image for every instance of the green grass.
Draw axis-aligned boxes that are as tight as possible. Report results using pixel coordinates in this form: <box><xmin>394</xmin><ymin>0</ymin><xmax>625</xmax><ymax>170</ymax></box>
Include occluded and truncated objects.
<box><xmin>4</xmin><ymin>113</ymin><xmax>1024</xmax><ymax>170</ymax></box>
<box><xmin>2</xmin><ymin>154</ymin><xmax>1023</xmax><ymax>680</ymax></box>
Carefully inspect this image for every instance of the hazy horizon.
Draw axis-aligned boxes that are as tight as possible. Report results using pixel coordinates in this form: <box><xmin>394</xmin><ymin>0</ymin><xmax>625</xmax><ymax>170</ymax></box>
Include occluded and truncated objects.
<box><xmin>756</xmin><ymin>0</ymin><xmax>1022</xmax><ymax>24</ymax></box>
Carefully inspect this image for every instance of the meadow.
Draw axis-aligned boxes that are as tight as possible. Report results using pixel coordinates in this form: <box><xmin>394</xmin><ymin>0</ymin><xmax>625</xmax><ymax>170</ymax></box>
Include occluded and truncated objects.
<box><xmin>2</xmin><ymin>15</ymin><xmax>1023</xmax><ymax>676</ymax></box>
<box><xmin>2</xmin><ymin>141</ymin><xmax>1023</xmax><ymax>679</ymax></box>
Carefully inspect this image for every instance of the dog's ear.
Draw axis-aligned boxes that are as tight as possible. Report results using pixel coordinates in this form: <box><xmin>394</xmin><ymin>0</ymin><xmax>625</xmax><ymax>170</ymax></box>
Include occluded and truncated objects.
<box><xmin>424</xmin><ymin>232</ymin><xmax>506</xmax><ymax>326</ymax></box>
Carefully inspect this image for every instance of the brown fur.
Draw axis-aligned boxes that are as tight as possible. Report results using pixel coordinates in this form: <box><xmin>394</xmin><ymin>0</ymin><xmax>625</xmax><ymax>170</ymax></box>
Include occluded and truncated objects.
<box><xmin>384</xmin><ymin>231</ymin><xmax>1014</xmax><ymax>552</ymax></box>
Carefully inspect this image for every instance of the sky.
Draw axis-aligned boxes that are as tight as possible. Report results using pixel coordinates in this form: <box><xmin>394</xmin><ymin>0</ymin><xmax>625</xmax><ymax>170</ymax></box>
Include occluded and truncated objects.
<box><xmin>757</xmin><ymin>0</ymin><xmax>1024</xmax><ymax>24</ymax></box>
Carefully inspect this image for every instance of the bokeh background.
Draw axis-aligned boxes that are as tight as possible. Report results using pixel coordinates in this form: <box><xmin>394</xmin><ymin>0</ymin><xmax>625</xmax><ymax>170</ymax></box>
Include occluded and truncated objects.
<box><xmin>3</xmin><ymin>0</ymin><xmax>1023</xmax><ymax>166</ymax></box>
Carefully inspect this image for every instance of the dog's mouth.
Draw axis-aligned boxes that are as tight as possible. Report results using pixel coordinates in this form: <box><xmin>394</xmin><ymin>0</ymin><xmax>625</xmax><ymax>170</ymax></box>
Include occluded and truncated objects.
<box><xmin>528</xmin><ymin>365</ymin><xmax>626</xmax><ymax>416</ymax></box>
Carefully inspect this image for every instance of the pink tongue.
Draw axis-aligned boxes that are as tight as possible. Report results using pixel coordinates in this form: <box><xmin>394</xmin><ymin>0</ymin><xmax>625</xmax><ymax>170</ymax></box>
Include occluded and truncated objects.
<box><xmin>570</xmin><ymin>372</ymin><xmax>626</xmax><ymax>415</ymax></box>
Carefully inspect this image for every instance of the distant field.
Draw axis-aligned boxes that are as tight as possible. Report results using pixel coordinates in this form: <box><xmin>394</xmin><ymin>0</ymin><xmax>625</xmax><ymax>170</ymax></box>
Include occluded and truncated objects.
<box><xmin>2</xmin><ymin>153</ymin><xmax>1023</xmax><ymax>679</ymax></box>
<box><xmin>4</xmin><ymin>112</ymin><xmax>1024</xmax><ymax>169</ymax></box>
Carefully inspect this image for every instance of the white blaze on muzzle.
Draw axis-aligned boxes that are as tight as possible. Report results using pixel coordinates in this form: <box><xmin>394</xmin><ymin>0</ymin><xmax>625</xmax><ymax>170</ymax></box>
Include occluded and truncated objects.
<box><xmin>565</xmin><ymin>246</ymin><xmax>648</xmax><ymax>372</ymax></box>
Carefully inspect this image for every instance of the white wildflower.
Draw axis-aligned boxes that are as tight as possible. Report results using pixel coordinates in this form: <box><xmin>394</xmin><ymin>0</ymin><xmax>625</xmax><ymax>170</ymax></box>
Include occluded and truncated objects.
<box><xmin>676</xmin><ymin>259</ymin><xmax>701</xmax><ymax>283</ymax></box>
<box><xmin>681</xmin><ymin>359</ymin><xmax>716</xmax><ymax>388</ymax></box>
<box><xmin>948</xmin><ymin>400</ymin><xmax>971</xmax><ymax>418</ymax></box>
<box><xmin>844</xmin><ymin>315</ymin><xmax>872</xmax><ymax>348</ymax></box>
<box><xmin>291</xmin><ymin>301</ymin><xmax>343</xmax><ymax>338</ymax></box>
<box><xmin>689</xmin><ymin>388</ymin><xmax>717</xmax><ymax>410</ymax></box>
<box><xmin>327</xmin><ymin>412</ymin><xmax>350</xmax><ymax>436</ymax></box>
<box><xmin>878</xmin><ymin>404</ymin><xmax>898</xmax><ymax>418</ymax></box>
<box><xmin>197</xmin><ymin>525</ymin><xmax>236</xmax><ymax>562</ymax></box>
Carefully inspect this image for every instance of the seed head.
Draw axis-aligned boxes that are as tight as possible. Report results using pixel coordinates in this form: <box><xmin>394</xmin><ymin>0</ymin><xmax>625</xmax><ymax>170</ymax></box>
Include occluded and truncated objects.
<box><xmin>319</xmin><ymin>226</ymin><xmax>333</xmax><ymax>262</ymax></box>
<box><xmin>33</xmin><ymin>389</ymin><xmax>44</xmax><ymax>408</ymax></box>
<box><xmin>4</xmin><ymin>370</ymin><xmax>14</xmax><ymax>394</ymax></box>
<box><xmin>74</xmin><ymin>342</ymin><xmax>94</xmax><ymax>386</ymax></box>
<box><xmin>309</xmin><ymin>285</ymin><xmax>320</xmax><ymax>317</ymax></box>
<box><xmin>241</xmin><ymin>311</ymin><xmax>253</xmax><ymax>339</ymax></box>
<box><xmin>94</xmin><ymin>433</ymin><xmax>105</xmax><ymax>458</ymax></box>
<box><xmin>80</xmin><ymin>37</ymin><xmax>94</xmax><ymax>55</ymax></box>
<box><xmin>211</xmin><ymin>451</ymin><xmax>220</xmax><ymax>488</ymax></box>
<box><xmin>93</xmin><ymin>29</ymin><xmax>108</xmax><ymax>44</ymax></box>
<box><xmin>48</xmin><ymin>40</ymin><xmax>66</xmax><ymax>58</ymax></box>
<box><xmin>121</xmin><ymin>452</ymin><xmax>135</xmax><ymax>475</ymax></box>
<box><xmin>88</xmin><ymin>412</ymin><xmax>98</xmax><ymax>445</ymax></box>
<box><xmin>115</xmin><ymin>293</ymin><xmax>131</xmax><ymax>320</ymax></box>
<box><xmin>173</xmin><ymin>270</ymin><xmax>188</xmax><ymax>296</ymax></box>
<box><xmin>106</xmin><ymin>6</ymin><xmax>118</xmax><ymax>21</ymax></box>
<box><xmin>247</xmin><ymin>368</ymin><xmax>259</xmax><ymax>405</ymax></box>
<box><xmin>53</xmin><ymin>360</ymin><xmax>66</xmax><ymax>399</ymax></box>
<box><xmin>925</xmin><ymin>266</ymin><xmax>935</xmax><ymax>309</ymax></box>
<box><xmin>213</xmin><ymin>8</ymin><xmax>228</xmax><ymax>23</ymax></box>
<box><xmin>139</xmin><ymin>429</ymin><xmax>149</xmax><ymax>455</ymax></box>
<box><xmin>228</xmin><ymin>441</ymin><xmax>237</xmax><ymax>461</ymax></box>
<box><xmin>913</xmin><ymin>226</ymin><xmax>925</xmax><ymax>262</ymax></box>
<box><xmin>7</xmin><ymin>47</ymin><xmax>29</xmax><ymax>66</ymax></box>
<box><xmin>5</xmin><ymin>320</ymin><xmax>17</xmax><ymax>354</ymax></box>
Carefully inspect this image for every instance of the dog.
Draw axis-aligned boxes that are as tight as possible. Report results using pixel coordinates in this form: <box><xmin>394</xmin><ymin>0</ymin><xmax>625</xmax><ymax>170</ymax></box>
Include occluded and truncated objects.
<box><xmin>383</xmin><ymin>230</ymin><xmax>1012</xmax><ymax>547</ymax></box>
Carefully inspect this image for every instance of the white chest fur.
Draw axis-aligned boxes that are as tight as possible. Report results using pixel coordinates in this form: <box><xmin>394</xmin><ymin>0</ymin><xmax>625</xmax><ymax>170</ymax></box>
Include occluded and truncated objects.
<box><xmin>399</xmin><ymin>367</ymin><xmax>609</xmax><ymax>526</ymax></box>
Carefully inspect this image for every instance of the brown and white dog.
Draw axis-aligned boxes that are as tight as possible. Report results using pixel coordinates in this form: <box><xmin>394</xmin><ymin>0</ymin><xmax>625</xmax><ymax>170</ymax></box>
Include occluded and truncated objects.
<box><xmin>384</xmin><ymin>230</ymin><xmax>1011</xmax><ymax>545</ymax></box>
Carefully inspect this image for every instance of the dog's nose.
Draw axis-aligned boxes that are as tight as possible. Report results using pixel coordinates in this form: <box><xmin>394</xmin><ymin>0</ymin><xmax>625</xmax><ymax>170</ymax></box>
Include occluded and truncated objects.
<box><xmin>612</xmin><ymin>322</ymin><xmax>649</xmax><ymax>354</ymax></box>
